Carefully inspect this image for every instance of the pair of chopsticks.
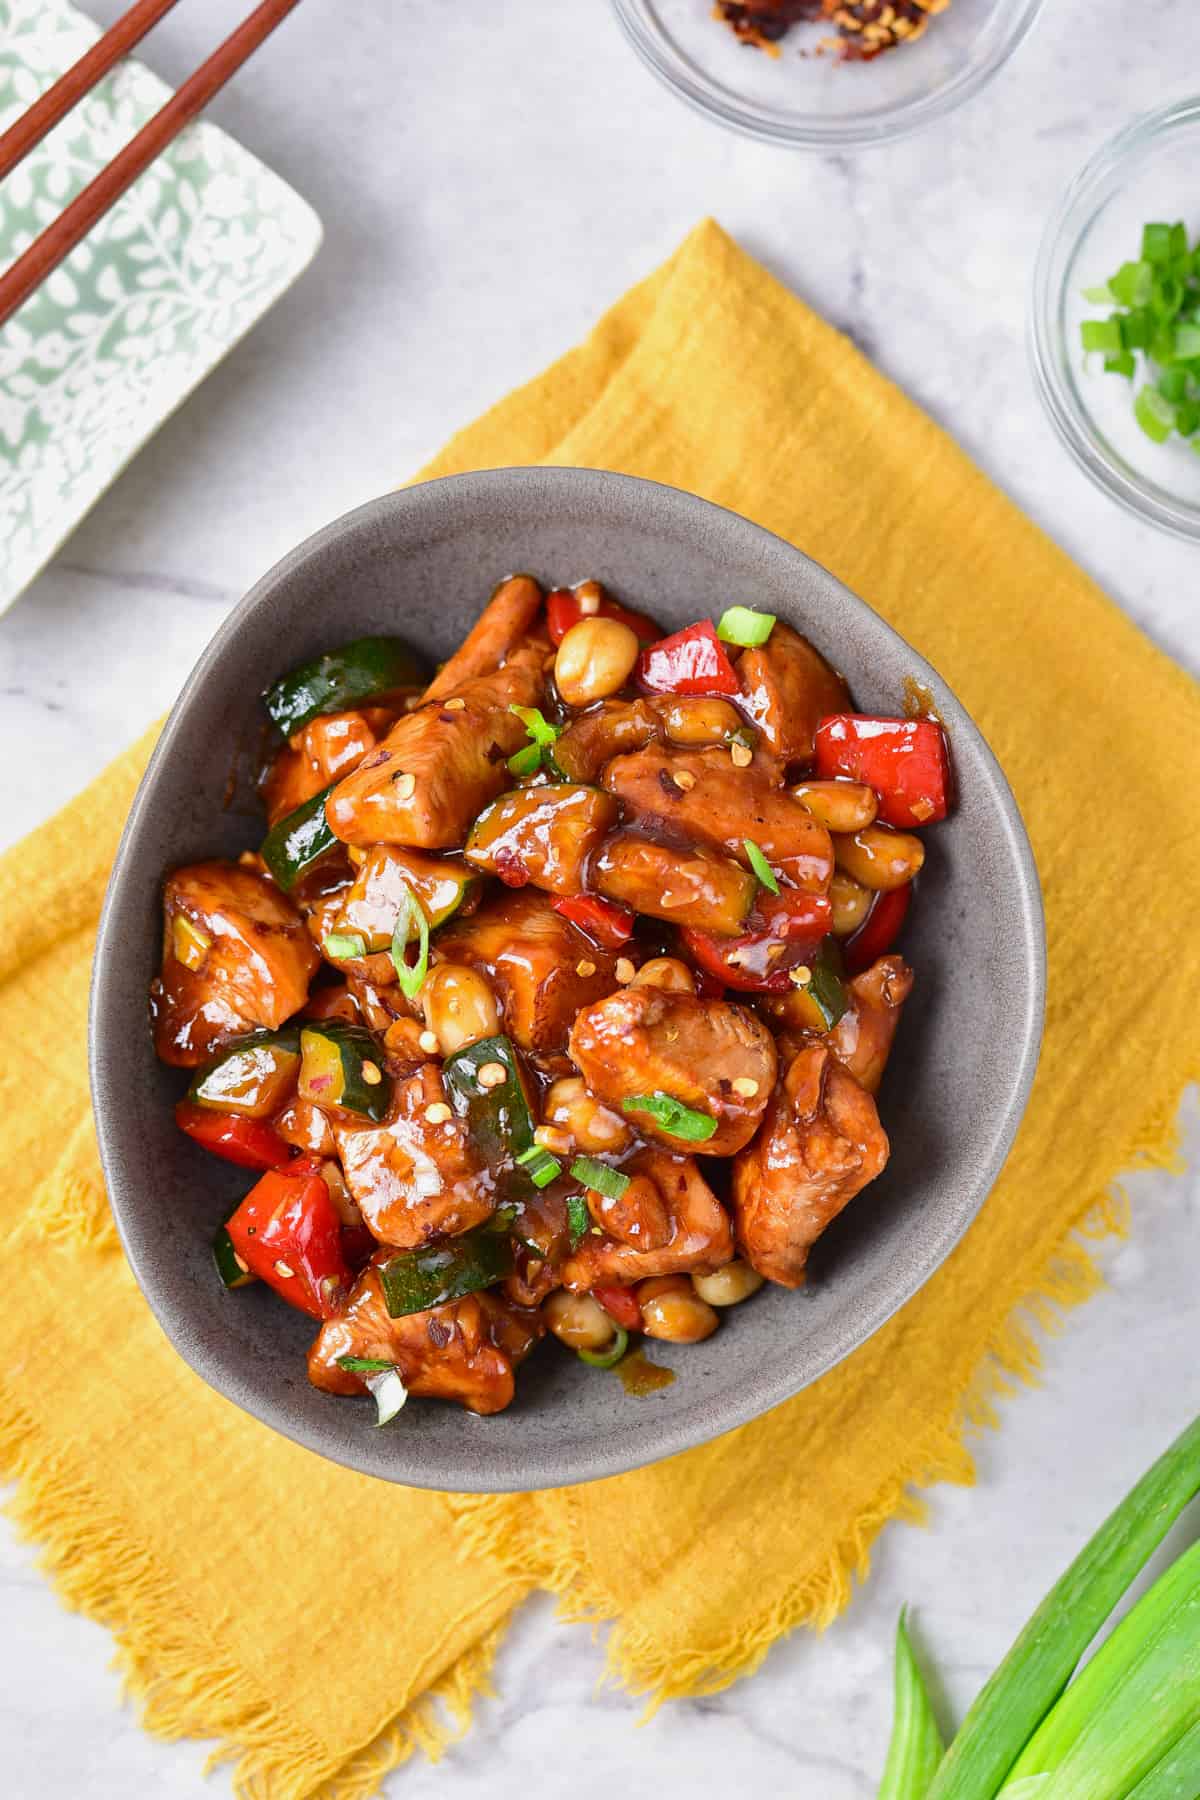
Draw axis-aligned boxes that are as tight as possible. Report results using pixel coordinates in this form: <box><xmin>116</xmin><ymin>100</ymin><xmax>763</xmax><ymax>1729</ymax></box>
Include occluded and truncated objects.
<box><xmin>0</xmin><ymin>0</ymin><xmax>302</xmax><ymax>330</ymax></box>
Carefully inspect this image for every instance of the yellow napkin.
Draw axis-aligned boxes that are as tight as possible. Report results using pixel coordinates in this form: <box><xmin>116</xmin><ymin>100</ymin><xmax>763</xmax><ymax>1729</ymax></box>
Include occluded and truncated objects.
<box><xmin>3</xmin><ymin>221</ymin><xmax>1198</xmax><ymax>1799</ymax></box>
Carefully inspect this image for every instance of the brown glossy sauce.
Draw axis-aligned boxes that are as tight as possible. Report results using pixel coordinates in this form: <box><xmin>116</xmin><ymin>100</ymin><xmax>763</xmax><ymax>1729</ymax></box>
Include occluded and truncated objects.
<box><xmin>617</xmin><ymin>1350</ymin><xmax>675</xmax><ymax>1396</ymax></box>
<box><xmin>902</xmin><ymin>676</ymin><xmax>942</xmax><ymax>724</ymax></box>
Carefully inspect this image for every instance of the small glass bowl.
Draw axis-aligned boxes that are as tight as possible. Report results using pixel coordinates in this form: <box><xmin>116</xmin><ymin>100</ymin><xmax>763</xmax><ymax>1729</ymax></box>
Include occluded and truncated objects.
<box><xmin>1031</xmin><ymin>97</ymin><xmax>1200</xmax><ymax>541</ymax></box>
<box><xmin>608</xmin><ymin>0</ymin><xmax>1046</xmax><ymax>150</ymax></box>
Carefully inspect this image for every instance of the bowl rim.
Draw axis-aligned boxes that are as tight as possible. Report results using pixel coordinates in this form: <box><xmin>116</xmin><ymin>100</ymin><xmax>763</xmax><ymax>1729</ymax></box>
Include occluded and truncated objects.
<box><xmin>1029</xmin><ymin>94</ymin><xmax>1200</xmax><ymax>542</ymax></box>
<box><xmin>90</xmin><ymin>467</ymin><xmax>1045</xmax><ymax>1490</ymax></box>
<box><xmin>608</xmin><ymin>0</ymin><xmax>1048</xmax><ymax>151</ymax></box>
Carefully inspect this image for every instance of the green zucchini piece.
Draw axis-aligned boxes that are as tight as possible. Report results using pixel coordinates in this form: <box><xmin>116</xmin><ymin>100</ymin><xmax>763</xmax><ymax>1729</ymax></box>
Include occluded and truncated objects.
<box><xmin>335</xmin><ymin>845</ymin><xmax>477</xmax><ymax>952</ymax></box>
<box><xmin>260</xmin><ymin>784</ymin><xmax>339</xmax><ymax>892</ymax></box>
<box><xmin>805</xmin><ymin>939</ymin><xmax>849</xmax><ymax>1031</ymax></box>
<box><xmin>263</xmin><ymin>636</ymin><xmax>429</xmax><ymax>738</ymax></box>
<box><xmin>298</xmin><ymin>1023</ymin><xmax>391</xmax><ymax>1120</ymax></box>
<box><xmin>213</xmin><ymin>1197</ymin><xmax>256</xmax><ymax>1290</ymax></box>
<box><xmin>442</xmin><ymin>1034</ymin><xmax>536</xmax><ymax>1164</ymax></box>
<box><xmin>378</xmin><ymin>1226</ymin><xmax>514</xmax><ymax>1318</ymax></box>
<box><xmin>188</xmin><ymin>1029</ymin><xmax>301</xmax><ymax>1118</ymax></box>
<box><xmin>213</xmin><ymin>1224</ymin><xmax>256</xmax><ymax>1289</ymax></box>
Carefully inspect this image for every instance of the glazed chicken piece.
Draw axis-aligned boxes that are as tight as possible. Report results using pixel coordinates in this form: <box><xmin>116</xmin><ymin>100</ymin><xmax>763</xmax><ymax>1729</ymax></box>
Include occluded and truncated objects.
<box><xmin>423</xmin><ymin>575</ymin><xmax>545</xmax><ymax>702</ymax></box>
<box><xmin>559</xmin><ymin>1149</ymin><xmax>734</xmax><ymax>1289</ymax></box>
<box><xmin>261</xmin><ymin>707</ymin><xmax>394</xmax><ymax>827</ymax></box>
<box><xmin>308</xmin><ymin>1266</ymin><xmax>542</xmax><ymax>1415</ymax></box>
<box><xmin>569</xmin><ymin>986</ymin><xmax>777</xmax><ymax>1156</ymax></box>
<box><xmin>827</xmin><ymin>955</ymin><xmax>914</xmax><ymax>1095</ymax></box>
<box><xmin>325</xmin><ymin>637</ymin><xmax>549</xmax><ymax>849</ymax></box>
<box><xmin>553</xmin><ymin>694</ymin><xmax>745</xmax><ymax>784</ymax></box>
<box><xmin>436</xmin><ymin>887</ymin><xmax>619</xmax><ymax>1052</ymax></box>
<box><xmin>737</xmin><ymin>622</ymin><xmax>851</xmax><ymax>766</ymax></box>
<box><xmin>602</xmin><ymin>744</ymin><xmax>834</xmax><ymax>893</ymax></box>
<box><xmin>150</xmin><ymin>860</ymin><xmax>320</xmax><ymax>1066</ymax></box>
<box><xmin>732</xmin><ymin>1042</ymin><xmax>889</xmax><ymax>1287</ymax></box>
<box><xmin>333</xmin><ymin>1065</ymin><xmax>500</xmax><ymax>1248</ymax></box>
<box><xmin>465</xmin><ymin>783</ymin><xmax>619</xmax><ymax>894</ymax></box>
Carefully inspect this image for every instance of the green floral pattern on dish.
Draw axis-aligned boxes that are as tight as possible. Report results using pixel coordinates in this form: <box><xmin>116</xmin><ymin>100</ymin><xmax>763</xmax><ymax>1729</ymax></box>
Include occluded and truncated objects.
<box><xmin>0</xmin><ymin>0</ymin><xmax>322</xmax><ymax>612</ymax></box>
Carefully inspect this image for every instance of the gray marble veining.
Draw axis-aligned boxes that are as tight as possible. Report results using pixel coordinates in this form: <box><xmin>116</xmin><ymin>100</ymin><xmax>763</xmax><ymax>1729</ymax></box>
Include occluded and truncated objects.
<box><xmin>2</xmin><ymin>1</ymin><xmax>1199</xmax><ymax>1794</ymax></box>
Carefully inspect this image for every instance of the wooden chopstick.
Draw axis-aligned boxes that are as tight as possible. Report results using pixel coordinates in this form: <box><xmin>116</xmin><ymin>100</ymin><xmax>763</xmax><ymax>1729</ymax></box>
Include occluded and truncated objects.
<box><xmin>0</xmin><ymin>0</ymin><xmax>182</xmax><ymax>183</ymax></box>
<box><xmin>0</xmin><ymin>0</ymin><xmax>303</xmax><ymax>332</ymax></box>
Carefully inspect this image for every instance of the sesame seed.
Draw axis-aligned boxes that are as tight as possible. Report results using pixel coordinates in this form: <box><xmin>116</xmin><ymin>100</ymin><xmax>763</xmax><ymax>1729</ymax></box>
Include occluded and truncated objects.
<box><xmin>418</xmin><ymin>1029</ymin><xmax>439</xmax><ymax>1055</ymax></box>
<box><xmin>730</xmin><ymin>741</ymin><xmax>753</xmax><ymax>768</ymax></box>
<box><xmin>576</xmin><ymin>959</ymin><xmax>597</xmax><ymax>977</ymax></box>
<box><xmin>361</xmin><ymin>1061</ymin><xmax>382</xmax><ymax>1085</ymax></box>
<box><xmin>392</xmin><ymin>771</ymin><xmax>416</xmax><ymax>800</ymax></box>
<box><xmin>732</xmin><ymin>1076</ymin><xmax>759</xmax><ymax>1098</ymax></box>
<box><xmin>443</xmin><ymin>696</ymin><xmax>466</xmax><ymax>711</ymax></box>
<box><xmin>615</xmin><ymin>957</ymin><xmax>636</xmax><ymax>984</ymax></box>
<box><xmin>233</xmin><ymin>1252</ymin><xmax>250</xmax><ymax>1273</ymax></box>
<box><xmin>789</xmin><ymin>965</ymin><xmax>813</xmax><ymax>988</ymax></box>
<box><xmin>424</xmin><ymin>1102</ymin><xmax>452</xmax><ymax>1125</ymax></box>
<box><xmin>478</xmin><ymin>1061</ymin><xmax>507</xmax><ymax>1090</ymax></box>
<box><xmin>577</xmin><ymin>585</ymin><xmax>601</xmax><ymax>615</ymax></box>
<box><xmin>274</xmin><ymin>1260</ymin><xmax>295</xmax><ymax>1279</ymax></box>
<box><xmin>674</xmin><ymin>770</ymin><xmax>696</xmax><ymax>790</ymax></box>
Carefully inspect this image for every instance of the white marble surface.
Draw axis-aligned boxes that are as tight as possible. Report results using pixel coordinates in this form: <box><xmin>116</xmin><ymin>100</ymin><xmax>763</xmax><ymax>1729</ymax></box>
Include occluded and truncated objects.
<box><xmin>2</xmin><ymin>3</ymin><xmax>1199</xmax><ymax>1796</ymax></box>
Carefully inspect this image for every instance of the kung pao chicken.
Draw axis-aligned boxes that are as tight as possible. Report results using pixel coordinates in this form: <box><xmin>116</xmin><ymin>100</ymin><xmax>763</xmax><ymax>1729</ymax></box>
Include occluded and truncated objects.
<box><xmin>150</xmin><ymin>576</ymin><xmax>952</xmax><ymax>1422</ymax></box>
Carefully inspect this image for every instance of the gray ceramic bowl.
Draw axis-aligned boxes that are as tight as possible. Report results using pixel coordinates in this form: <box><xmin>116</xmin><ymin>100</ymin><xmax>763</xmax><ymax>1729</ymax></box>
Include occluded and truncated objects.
<box><xmin>91</xmin><ymin>468</ymin><xmax>1044</xmax><ymax>1492</ymax></box>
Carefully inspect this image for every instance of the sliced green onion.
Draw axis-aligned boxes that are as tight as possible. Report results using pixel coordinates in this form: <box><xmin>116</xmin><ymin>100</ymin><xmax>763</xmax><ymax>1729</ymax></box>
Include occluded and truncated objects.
<box><xmin>1135</xmin><ymin>386</ymin><xmax>1176</xmax><ymax>444</ymax></box>
<box><xmin>743</xmin><ymin>838</ymin><xmax>780</xmax><ymax>895</ymax></box>
<box><xmin>1172</xmin><ymin>321</ymin><xmax>1200</xmax><ymax>360</ymax></box>
<box><xmin>622</xmin><ymin>1092</ymin><xmax>718</xmax><ymax>1142</ymax></box>
<box><xmin>516</xmin><ymin>1144</ymin><xmax>562</xmax><ymax>1189</ymax></box>
<box><xmin>1142</xmin><ymin>222</ymin><xmax>1175</xmax><ymax>265</ymax></box>
<box><xmin>1103</xmin><ymin>351</ymin><xmax>1135</xmax><ymax>380</ymax></box>
<box><xmin>926</xmin><ymin>1414</ymin><xmax>1200</xmax><ymax>1800</ymax></box>
<box><xmin>805</xmin><ymin>940</ymin><xmax>849</xmax><ymax>1030</ymax></box>
<box><xmin>1110</xmin><ymin>259</ymin><xmax>1153</xmax><ymax>306</ymax></box>
<box><xmin>506</xmin><ymin>741</ymin><xmax>542</xmax><ymax>778</ymax></box>
<box><xmin>389</xmin><ymin>881</ymin><xmax>430</xmax><ymax>1000</ymax></box>
<box><xmin>365</xmin><ymin>1367</ymin><xmax>407</xmax><ymax>1427</ymax></box>
<box><xmin>337</xmin><ymin>1355</ymin><xmax>396</xmax><ymax>1373</ymax></box>
<box><xmin>717</xmin><ymin>605</ymin><xmax>776</xmax><ymax>648</ymax></box>
<box><xmin>1176</xmin><ymin>400</ymin><xmax>1200</xmax><ymax>438</ymax></box>
<box><xmin>1001</xmin><ymin>1539</ymin><xmax>1200</xmax><ymax>1795</ymax></box>
<box><xmin>1080</xmin><ymin>283</ymin><xmax>1114</xmax><ymax>305</ymax></box>
<box><xmin>322</xmin><ymin>931</ymin><xmax>367</xmax><ymax>961</ymax></box>
<box><xmin>1080</xmin><ymin>318</ymin><xmax>1123</xmax><ymax>355</ymax></box>
<box><xmin>486</xmin><ymin>1202</ymin><xmax>520</xmax><ymax>1234</ymax></box>
<box><xmin>569</xmin><ymin>1156</ymin><xmax>632</xmax><ymax>1201</ymax></box>
<box><xmin>1121</xmin><ymin>309</ymin><xmax>1151</xmax><ymax>350</ymax></box>
<box><xmin>878</xmin><ymin>1611</ymin><xmax>944</xmax><ymax>1800</ymax></box>
<box><xmin>1124</xmin><ymin>1717</ymin><xmax>1200</xmax><ymax>1799</ymax></box>
<box><xmin>578</xmin><ymin>1325</ymin><xmax>629</xmax><ymax>1369</ymax></box>
<box><xmin>565</xmin><ymin>1190</ymin><xmax>591</xmax><ymax>1248</ymax></box>
<box><xmin>507</xmin><ymin>704</ymin><xmax>562</xmax><ymax>776</ymax></box>
<box><xmin>1156</xmin><ymin>365</ymin><xmax>1190</xmax><ymax>403</ymax></box>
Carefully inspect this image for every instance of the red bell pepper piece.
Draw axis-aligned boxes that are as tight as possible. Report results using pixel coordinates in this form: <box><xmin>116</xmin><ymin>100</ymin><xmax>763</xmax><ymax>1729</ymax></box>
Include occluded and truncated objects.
<box><xmin>845</xmin><ymin>883</ymin><xmax>912</xmax><ymax>975</ymax></box>
<box><xmin>591</xmin><ymin>1284</ymin><xmax>643</xmax><ymax>1333</ymax></box>
<box><xmin>552</xmin><ymin>892</ymin><xmax>636</xmax><ymax>948</ymax></box>
<box><xmin>814</xmin><ymin>714</ymin><xmax>952</xmax><ymax>829</ymax></box>
<box><xmin>175</xmin><ymin>1101</ymin><xmax>296</xmax><ymax>1172</ymax></box>
<box><xmin>636</xmin><ymin>620</ymin><xmax>741</xmax><ymax>698</ymax></box>
<box><xmin>546</xmin><ymin>588</ymin><xmax>661</xmax><ymax>647</ymax></box>
<box><xmin>680</xmin><ymin>890</ymin><xmax>833</xmax><ymax>993</ymax></box>
<box><xmin>225</xmin><ymin>1165</ymin><xmax>352</xmax><ymax>1319</ymax></box>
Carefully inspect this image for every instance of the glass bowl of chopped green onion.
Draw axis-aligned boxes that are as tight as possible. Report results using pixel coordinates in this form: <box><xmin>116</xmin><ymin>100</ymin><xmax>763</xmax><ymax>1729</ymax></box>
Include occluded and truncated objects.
<box><xmin>609</xmin><ymin>0</ymin><xmax>1046</xmax><ymax>150</ymax></box>
<box><xmin>1031</xmin><ymin>97</ymin><xmax>1200</xmax><ymax>540</ymax></box>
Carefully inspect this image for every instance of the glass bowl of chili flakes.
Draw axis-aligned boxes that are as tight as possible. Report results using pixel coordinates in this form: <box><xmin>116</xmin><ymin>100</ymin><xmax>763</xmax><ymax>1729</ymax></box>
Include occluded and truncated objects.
<box><xmin>609</xmin><ymin>0</ymin><xmax>1046</xmax><ymax>149</ymax></box>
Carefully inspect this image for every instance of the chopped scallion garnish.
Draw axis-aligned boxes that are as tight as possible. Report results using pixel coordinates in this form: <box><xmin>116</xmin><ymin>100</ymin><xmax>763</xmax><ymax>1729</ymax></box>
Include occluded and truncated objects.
<box><xmin>516</xmin><ymin>1144</ymin><xmax>562</xmax><ymax>1189</ymax></box>
<box><xmin>743</xmin><ymin>838</ymin><xmax>780</xmax><ymax>895</ymax></box>
<box><xmin>622</xmin><ymin>1092</ymin><xmax>718</xmax><ymax>1142</ymax></box>
<box><xmin>565</xmin><ymin>1190</ymin><xmax>591</xmax><ymax>1248</ymax></box>
<box><xmin>365</xmin><ymin>1367</ymin><xmax>407</xmax><ymax>1427</ymax></box>
<box><xmin>717</xmin><ymin>605</ymin><xmax>776</xmax><ymax>648</ymax></box>
<box><xmin>337</xmin><ymin>1356</ymin><xmax>396</xmax><ymax>1373</ymax></box>
<box><xmin>1080</xmin><ymin>219</ymin><xmax>1200</xmax><ymax>450</ymax></box>
<box><xmin>389</xmin><ymin>881</ymin><xmax>430</xmax><ymax>1000</ymax></box>
<box><xmin>507</xmin><ymin>704</ymin><xmax>562</xmax><ymax>776</ymax></box>
<box><xmin>578</xmin><ymin>1325</ymin><xmax>629</xmax><ymax>1369</ymax></box>
<box><xmin>569</xmin><ymin>1156</ymin><xmax>632</xmax><ymax>1201</ymax></box>
<box><xmin>322</xmin><ymin>931</ymin><xmax>368</xmax><ymax>961</ymax></box>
